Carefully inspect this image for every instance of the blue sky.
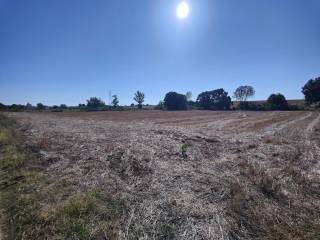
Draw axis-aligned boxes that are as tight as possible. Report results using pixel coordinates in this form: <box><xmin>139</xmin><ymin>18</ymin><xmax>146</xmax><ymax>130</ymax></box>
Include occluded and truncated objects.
<box><xmin>0</xmin><ymin>0</ymin><xmax>319</xmax><ymax>106</ymax></box>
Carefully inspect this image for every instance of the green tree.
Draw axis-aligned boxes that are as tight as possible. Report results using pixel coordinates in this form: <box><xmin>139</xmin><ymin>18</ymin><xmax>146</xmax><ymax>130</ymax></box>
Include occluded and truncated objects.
<box><xmin>197</xmin><ymin>88</ymin><xmax>231</xmax><ymax>110</ymax></box>
<box><xmin>134</xmin><ymin>91</ymin><xmax>145</xmax><ymax>109</ymax></box>
<box><xmin>267</xmin><ymin>93</ymin><xmax>288</xmax><ymax>110</ymax></box>
<box><xmin>86</xmin><ymin>97</ymin><xmax>105</xmax><ymax>108</ymax></box>
<box><xmin>233</xmin><ymin>86</ymin><xmax>255</xmax><ymax>102</ymax></box>
<box><xmin>164</xmin><ymin>92</ymin><xmax>187</xmax><ymax>110</ymax></box>
<box><xmin>36</xmin><ymin>103</ymin><xmax>45</xmax><ymax>110</ymax></box>
<box><xmin>112</xmin><ymin>95</ymin><xmax>119</xmax><ymax>107</ymax></box>
<box><xmin>302</xmin><ymin>77</ymin><xmax>320</xmax><ymax>105</ymax></box>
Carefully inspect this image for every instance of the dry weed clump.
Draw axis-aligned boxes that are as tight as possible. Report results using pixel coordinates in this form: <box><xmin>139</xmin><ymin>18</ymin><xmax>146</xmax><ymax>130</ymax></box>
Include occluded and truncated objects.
<box><xmin>108</xmin><ymin>149</ymin><xmax>153</xmax><ymax>180</ymax></box>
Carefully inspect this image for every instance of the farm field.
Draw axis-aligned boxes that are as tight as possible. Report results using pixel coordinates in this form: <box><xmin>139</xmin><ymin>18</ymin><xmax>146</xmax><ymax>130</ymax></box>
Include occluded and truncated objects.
<box><xmin>1</xmin><ymin>110</ymin><xmax>320</xmax><ymax>239</ymax></box>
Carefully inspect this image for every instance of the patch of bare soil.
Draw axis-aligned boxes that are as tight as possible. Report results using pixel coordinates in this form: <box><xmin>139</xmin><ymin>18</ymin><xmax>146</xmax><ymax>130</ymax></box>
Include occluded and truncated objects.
<box><xmin>5</xmin><ymin>111</ymin><xmax>320</xmax><ymax>239</ymax></box>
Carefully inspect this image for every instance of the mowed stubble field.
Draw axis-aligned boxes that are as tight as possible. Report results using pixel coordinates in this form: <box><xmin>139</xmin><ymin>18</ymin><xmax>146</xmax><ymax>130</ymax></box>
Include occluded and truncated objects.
<box><xmin>3</xmin><ymin>110</ymin><xmax>320</xmax><ymax>239</ymax></box>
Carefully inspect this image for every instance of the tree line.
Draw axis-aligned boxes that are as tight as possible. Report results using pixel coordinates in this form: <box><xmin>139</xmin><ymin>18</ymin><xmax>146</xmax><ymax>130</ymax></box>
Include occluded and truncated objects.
<box><xmin>159</xmin><ymin>88</ymin><xmax>290</xmax><ymax>111</ymax></box>
<box><xmin>158</xmin><ymin>76</ymin><xmax>319</xmax><ymax>111</ymax></box>
<box><xmin>0</xmin><ymin>77</ymin><xmax>319</xmax><ymax>111</ymax></box>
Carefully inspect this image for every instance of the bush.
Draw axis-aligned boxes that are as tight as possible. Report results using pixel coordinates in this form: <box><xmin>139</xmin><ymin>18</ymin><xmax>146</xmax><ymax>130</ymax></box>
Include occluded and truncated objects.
<box><xmin>164</xmin><ymin>92</ymin><xmax>187</xmax><ymax>111</ymax></box>
<box><xmin>155</xmin><ymin>101</ymin><xmax>165</xmax><ymax>110</ymax></box>
<box><xmin>9</xmin><ymin>104</ymin><xmax>26</xmax><ymax>111</ymax></box>
<box><xmin>236</xmin><ymin>101</ymin><xmax>301</xmax><ymax>111</ymax></box>
<box><xmin>302</xmin><ymin>77</ymin><xmax>320</xmax><ymax>105</ymax></box>
<box><xmin>287</xmin><ymin>104</ymin><xmax>302</xmax><ymax>111</ymax></box>
<box><xmin>78</xmin><ymin>104</ymin><xmax>86</xmax><ymax>110</ymax></box>
<box><xmin>238</xmin><ymin>101</ymin><xmax>257</xmax><ymax>110</ymax></box>
<box><xmin>197</xmin><ymin>88</ymin><xmax>231</xmax><ymax>110</ymax></box>
<box><xmin>267</xmin><ymin>93</ymin><xmax>288</xmax><ymax>110</ymax></box>
<box><xmin>187</xmin><ymin>100</ymin><xmax>198</xmax><ymax>110</ymax></box>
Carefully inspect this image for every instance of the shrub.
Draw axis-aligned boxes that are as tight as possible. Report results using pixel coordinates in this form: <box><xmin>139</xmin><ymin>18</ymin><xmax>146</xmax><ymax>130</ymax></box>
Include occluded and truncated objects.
<box><xmin>197</xmin><ymin>88</ymin><xmax>231</xmax><ymax>110</ymax></box>
<box><xmin>9</xmin><ymin>104</ymin><xmax>26</xmax><ymax>111</ymax></box>
<box><xmin>155</xmin><ymin>101</ymin><xmax>165</xmax><ymax>110</ymax></box>
<box><xmin>187</xmin><ymin>100</ymin><xmax>198</xmax><ymax>110</ymax></box>
<box><xmin>181</xmin><ymin>144</ymin><xmax>188</xmax><ymax>157</ymax></box>
<box><xmin>287</xmin><ymin>104</ymin><xmax>301</xmax><ymax>111</ymax></box>
<box><xmin>302</xmin><ymin>77</ymin><xmax>320</xmax><ymax>105</ymax></box>
<box><xmin>78</xmin><ymin>104</ymin><xmax>86</xmax><ymax>109</ymax></box>
<box><xmin>164</xmin><ymin>92</ymin><xmax>187</xmax><ymax>111</ymax></box>
<box><xmin>238</xmin><ymin>101</ymin><xmax>257</xmax><ymax>110</ymax></box>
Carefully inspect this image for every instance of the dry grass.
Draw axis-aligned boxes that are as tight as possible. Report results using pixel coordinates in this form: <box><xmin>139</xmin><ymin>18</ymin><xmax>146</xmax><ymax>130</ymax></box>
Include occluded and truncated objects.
<box><xmin>226</xmin><ymin>148</ymin><xmax>320</xmax><ymax>240</ymax></box>
<box><xmin>1</xmin><ymin>111</ymin><xmax>319</xmax><ymax>239</ymax></box>
<box><xmin>37</xmin><ymin>136</ymin><xmax>50</xmax><ymax>150</ymax></box>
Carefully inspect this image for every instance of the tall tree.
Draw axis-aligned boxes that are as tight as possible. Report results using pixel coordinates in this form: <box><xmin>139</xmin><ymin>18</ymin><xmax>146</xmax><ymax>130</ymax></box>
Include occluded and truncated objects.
<box><xmin>302</xmin><ymin>77</ymin><xmax>320</xmax><ymax>105</ymax></box>
<box><xmin>112</xmin><ymin>95</ymin><xmax>119</xmax><ymax>107</ymax></box>
<box><xmin>134</xmin><ymin>91</ymin><xmax>145</xmax><ymax>109</ymax></box>
<box><xmin>233</xmin><ymin>86</ymin><xmax>255</xmax><ymax>102</ymax></box>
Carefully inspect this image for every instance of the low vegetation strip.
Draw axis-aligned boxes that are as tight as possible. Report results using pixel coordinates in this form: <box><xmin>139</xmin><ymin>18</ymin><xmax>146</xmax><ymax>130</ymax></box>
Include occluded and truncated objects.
<box><xmin>0</xmin><ymin>114</ymin><xmax>125</xmax><ymax>240</ymax></box>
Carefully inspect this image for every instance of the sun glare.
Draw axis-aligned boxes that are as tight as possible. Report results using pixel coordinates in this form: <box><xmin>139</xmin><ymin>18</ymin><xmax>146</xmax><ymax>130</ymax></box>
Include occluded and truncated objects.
<box><xmin>177</xmin><ymin>1</ymin><xmax>190</xmax><ymax>19</ymax></box>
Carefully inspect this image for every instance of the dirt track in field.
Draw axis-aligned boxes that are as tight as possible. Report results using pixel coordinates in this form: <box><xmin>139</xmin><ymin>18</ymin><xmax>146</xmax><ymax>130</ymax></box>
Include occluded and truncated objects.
<box><xmin>5</xmin><ymin>110</ymin><xmax>320</xmax><ymax>239</ymax></box>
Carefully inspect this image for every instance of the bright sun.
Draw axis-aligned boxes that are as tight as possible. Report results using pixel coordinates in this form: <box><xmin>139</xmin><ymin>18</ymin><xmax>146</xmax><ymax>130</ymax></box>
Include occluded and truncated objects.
<box><xmin>177</xmin><ymin>1</ymin><xmax>190</xmax><ymax>19</ymax></box>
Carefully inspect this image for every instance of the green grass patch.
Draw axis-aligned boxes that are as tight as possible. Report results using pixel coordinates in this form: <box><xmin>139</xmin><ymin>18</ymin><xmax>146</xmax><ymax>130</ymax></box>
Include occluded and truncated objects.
<box><xmin>181</xmin><ymin>143</ymin><xmax>189</xmax><ymax>157</ymax></box>
<box><xmin>0</xmin><ymin>114</ymin><xmax>125</xmax><ymax>239</ymax></box>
